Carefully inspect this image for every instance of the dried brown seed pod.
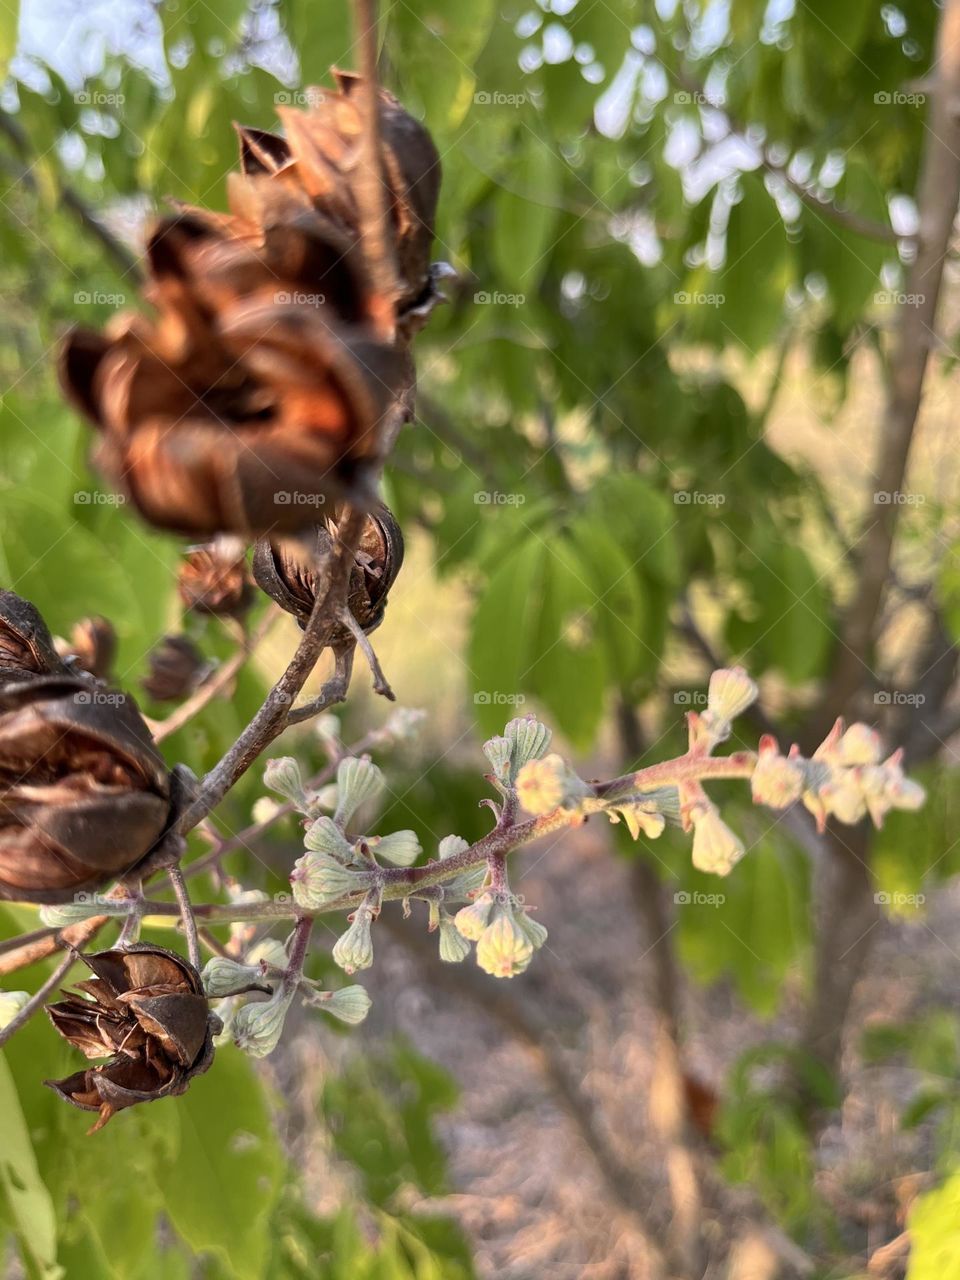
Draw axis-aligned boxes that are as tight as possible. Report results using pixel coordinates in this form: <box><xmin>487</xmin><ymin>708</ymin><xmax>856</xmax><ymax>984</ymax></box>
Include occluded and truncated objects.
<box><xmin>0</xmin><ymin>590</ymin><xmax>69</xmax><ymax>679</ymax></box>
<box><xmin>45</xmin><ymin>943</ymin><xmax>219</xmax><ymax>1132</ymax></box>
<box><xmin>178</xmin><ymin>543</ymin><xmax>254</xmax><ymax>618</ymax></box>
<box><xmin>141</xmin><ymin>635</ymin><xmax>210</xmax><ymax>703</ymax></box>
<box><xmin>252</xmin><ymin>505</ymin><xmax>404</xmax><ymax>637</ymax></box>
<box><xmin>59</xmin><ymin>615</ymin><xmax>117</xmax><ymax>682</ymax></box>
<box><xmin>0</xmin><ymin>674</ymin><xmax>171</xmax><ymax>903</ymax></box>
<box><xmin>59</xmin><ymin>214</ymin><xmax>404</xmax><ymax>539</ymax></box>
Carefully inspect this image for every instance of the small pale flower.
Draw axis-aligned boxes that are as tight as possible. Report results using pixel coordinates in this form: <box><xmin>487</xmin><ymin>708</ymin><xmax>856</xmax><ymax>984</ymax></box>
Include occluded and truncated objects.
<box><xmin>438</xmin><ymin>912</ymin><xmax>472</xmax><ymax>963</ymax></box>
<box><xmin>263</xmin><ymin>757</ymin><xmax>308</xmax><ymax>810</ymax></box>
<box><xmin>251</xmin><ymin>796</ymin><xmax>283</xmax><ymax>825</ymax></box>
<box><xmin>516</xmin><ymin>753</ymin><xmax>589</xmax><ymax>815</ymax></box>
<box><xmin>454</xmin><ymin>892</ymin><xmax>495</xmax><ymax>941</ymax></box>
<box><xmin>291</xmin><ymin>851</ymin><xmax>363</xmax><ymax>909</ymax></box>
<box><xmin>0</xmin><ymin>990</ymin><xmax>29</xmax><ymax>1030</ymax></box>
<box><xmin>334</xmin><ymin>756</ymin><xmax>385</xmax><ymax>828</ymax></box>
<box><xmin>476</xmin><ymin>911</ymin><xmax>534</xmax><ymax>978</ymax></box>
<box><xmin>369</xmin><ymin>830</ymin><xmax>422</xmax><ymax>866</ymax></box>
<box><xmin>383</xmin><ymin>707</ymin><xmax>426</xmax><ymax>742</ymax></box>
<box><xmin>332</xmin><ymin>906</ymin><xmax>375</xmax><ymax>973</ymax></box>
<box><xmin>690</xmin><ymin>805</ymin><xmax>746</xmax><ymax>876</ymax></box>
<box><xmin>313</xmin><ymin>713</ymin><xmax>341</xmax><ymax>751</ymax></box>
<box><xmin>820</xmin><ymin>774</ymin><xmax>868</xmax><ymax>825</ymax></box>
<box><xmin>232</xmin><ymin>989</ymin><xmax>295</xmax><ymax>1058</ymax></box>
<box><xmin>751</xmin><ymin>735</ymin><xmax>805</xmax><ymax>809</ymax></box>
<box><xmin>838</xmin><ymin>722</ymin><xmax>883</xmax><ymax>766</ymax></box>
<box><xmin>608</xmin><ymin>802</ymin><xmax>666</xmax><ymax>840</ymax></box>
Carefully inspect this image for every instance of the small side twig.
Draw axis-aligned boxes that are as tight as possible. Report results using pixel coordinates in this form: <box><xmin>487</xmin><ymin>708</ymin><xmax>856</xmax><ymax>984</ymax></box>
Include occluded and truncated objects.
<box><xmin>167</xmin><ymin>866</ymin><xmax>201</xmax><ymax>970</ymax></box>
<box><xmin>0</xmin><ymin>948</ymin><xmax>77</xmax><ymax>1050</ymax></box>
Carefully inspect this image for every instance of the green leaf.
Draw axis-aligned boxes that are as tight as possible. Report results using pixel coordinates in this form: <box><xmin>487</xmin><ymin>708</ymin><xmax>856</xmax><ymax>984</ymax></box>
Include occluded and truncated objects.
<box><xmin>0</xmin><ymin>1052</ymin><xmax>62</xmax><ymax>1279</ymax></box>
<box><xmin>150</xmin><ymin>1047</ymin><xmax>285</xmax><ymax>1279</ymax></box>
<box><xmin>713</xmin><ymin>174</ymin><xmax>793</xmax><ymax>352</ymax></box>
<box><xmin>490</xmin><ymin>131</ymin><xmax>561</xmax><ymax>294</ymax></box>
<box><xmin>388</xmin><ymin>0</ymin><xmax>497</xmax><ymax>133</ymax></box>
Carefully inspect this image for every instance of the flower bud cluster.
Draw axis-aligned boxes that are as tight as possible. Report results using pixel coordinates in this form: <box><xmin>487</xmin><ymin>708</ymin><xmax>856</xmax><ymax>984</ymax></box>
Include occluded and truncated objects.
<box><xmin>451</xmin><ymin>892</ymin><xmax>548</xmax><ymax>978</ymax></box>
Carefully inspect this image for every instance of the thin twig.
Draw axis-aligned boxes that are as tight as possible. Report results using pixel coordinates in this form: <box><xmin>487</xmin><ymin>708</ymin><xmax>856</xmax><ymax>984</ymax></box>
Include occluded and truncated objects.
<box><xmin>167</xmin><ymin>866</ymin><xmax>202</xmax><ymax>970</ymax></box>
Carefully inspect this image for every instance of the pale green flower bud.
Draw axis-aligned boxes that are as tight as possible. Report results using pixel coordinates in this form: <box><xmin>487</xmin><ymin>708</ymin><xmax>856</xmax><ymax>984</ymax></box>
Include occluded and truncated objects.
<box><xmin>690</xmin><ymin>805</ymin><xmax>745</xmax><ymax>876</ymax></box>
<box><xmin>251</xmin><ymin>796</ymin><xmax>283</xmax><ymax>825</ymax></box>
<box><xmin>201</xmin><ymin>957</ymin><xmax>269</xmax><ymax>997</ymax></box>
<box><xmin>454</xmin><ymin>892</ymin><xmax>495</xmax><ymax>941</ymax></box>
<box><xmin>476</xmin><ymin>911</ymin><xmax>534</xmax><ymax>978</ymax></box>
<box><xmin>246</xmin><ymin>938</ymin><xmax>289</xmax><ymax>970</ymax></box>
<box><xmin>516</xmin><ymin>911</ymin><xmax>548</xmax><ymax>951</ymax></box>
<box><xmin>334</xmin><ymin>756</ymin><xmax>385</xmax><ymax>829</ymax></box>
<box><xmin>0</xmin><ymin>990</ymin><xmax>29</xmax><ymax>1030</ymax></box>
<box><xmin>368</xmin><ymin>829</ymin><xmax>421</xmax><ymax>866</ymax></box>
<box><xmin>291</xmin><ymin>851</ymin><xmax>364</xmax><ymax>909</ymax></box>
<box><xmin>305</xmin><ymin>783</ymin><xmax>339</xmax><ymax>815</ymax></box>
<box><xmin>40</xmin><ymin>896</ymin><xmax>129</xmax><ymax>926</ymax></box>
<box><xmin>313</xmin><ymin>713</ymin><xmax>341</xmax><ymax>751</ymax></box>
<box><xmin>332</xmin><ymin>906</ymin><xmax>375</xmax><ymax>973</ymax></box>
<box><xmin>504</xmin><ymin>715</ymin><xmax>552</xmax><ymax>778</ymax></box>
<box><xmin>263</xmin><ymin>756</ymin><xmax>308</xmax><ymax>809</ymax></box>
<box><xmin>303</xmin><ymin>815</ymin><xmax>354</xmax><ymax>860</ymax></box>
<box><xmin>439</xmin><ymin>834</ymin><xmax>469</xmax><ymax>860</ymax></box>
<box><xmin>383</xmin><ymin>707</ymin><xmax>427</xmax><ymax>742</ymax></box>
<box><xmin>232</xmin><ymin>989</ymin><xmax>295</xmax><ymax>1058</ymax></box>
<box><xmin>482</xmin><ymin>734</ymin><xmax>512</xmax><ymax>783</ymax></box>
<box><xmin>438</xmin><ymin>912</ymin><xmax>472</xmax><ymax>963</ymax></box>
<box><xmin>703</xmin><ymin>666</ymin><xmax>758</xmax><ymax>742</ymax></box>
<box><xmin>309</xmin><ymin>984</ymin><xmax>372</xmax><ymax>1025</ymax></box>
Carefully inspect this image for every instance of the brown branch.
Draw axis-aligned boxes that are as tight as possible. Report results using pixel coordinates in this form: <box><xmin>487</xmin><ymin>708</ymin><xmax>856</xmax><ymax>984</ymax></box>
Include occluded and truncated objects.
<box><xmin>816</xmin><ymin>0</ymin><xmax>960</xmax><ymax>727</ymax></box>
<box><xmin>0</xmin><ymin>915</ymin><xmax>107</xmax><ymax>978</ymax></box>
<box><xmin>353</xmin><ymin>0</ymin><xmax>400</xmax><ymax>326</ymax></box>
